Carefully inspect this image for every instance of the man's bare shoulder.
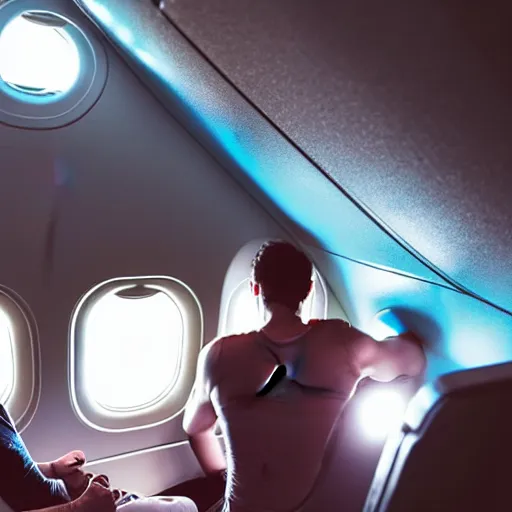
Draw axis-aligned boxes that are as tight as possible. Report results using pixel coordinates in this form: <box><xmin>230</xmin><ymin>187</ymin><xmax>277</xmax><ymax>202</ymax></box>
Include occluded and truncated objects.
<box><xmin>197</xmin><ymin>335</ymin><xmax>248</xmax><ymax>382</ymax></box>
<box><xmin>310</xmin><ymin>318</ymin><xmax>353</xmax><ymax>332</ymax></box>
<box><xmin>211</xmin><ymin>331</ymin><xmax>258</xmax><ymax>346</ymax></box>
<box><xmin>225</xmin><ymin>330</ymin><xmax>260</xmax><ymax>341</ymax></box>
<box><xmin>309</xmin><ymin>318</ymin><xmax>364</xmax><ymax>347</ymax></box>
<box><xmin>199</xmin><ymin>333</ymin><xmax>259</xmax><ymax>383</ymax></box>
<box><xmin>201</xmin><ymin>332</ymin><xmax>258</xmax><ymax>358</ymax></box>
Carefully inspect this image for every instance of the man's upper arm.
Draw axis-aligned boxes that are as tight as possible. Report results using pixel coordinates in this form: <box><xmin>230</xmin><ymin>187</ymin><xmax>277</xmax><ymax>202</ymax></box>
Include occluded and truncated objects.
<box><xmin>351</xmin><ymin>333</ymin><xmax>400</xmax><ymax>382</ymax></box>
<box><xmin>350</xmin><ymin>329</ymin><xmax>425</xmax><ymax>382</ymax></box>
<box><xmin>182</xmin><ymin>339</ymin><xmax>222</xmax><ymax>436</ymax></box>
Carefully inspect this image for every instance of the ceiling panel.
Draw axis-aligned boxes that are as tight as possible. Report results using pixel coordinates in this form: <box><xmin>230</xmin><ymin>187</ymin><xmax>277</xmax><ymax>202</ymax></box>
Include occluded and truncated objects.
<box><xmin>161</xmin><ymin>0</ymin><xmax>512</xmax><ymax>312</ymax></box>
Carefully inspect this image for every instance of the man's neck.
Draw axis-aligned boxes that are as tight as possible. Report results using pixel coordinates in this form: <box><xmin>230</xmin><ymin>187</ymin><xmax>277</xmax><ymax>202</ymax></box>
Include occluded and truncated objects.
<box><xmin>266</xmin><ymin>303</ymin><xmax>298</xmax><ymax>321</ymax></box>
<box><xmin>263</xmin><ymin>303</ymin><xmax>307</xmax><ymax>339</ymax></box>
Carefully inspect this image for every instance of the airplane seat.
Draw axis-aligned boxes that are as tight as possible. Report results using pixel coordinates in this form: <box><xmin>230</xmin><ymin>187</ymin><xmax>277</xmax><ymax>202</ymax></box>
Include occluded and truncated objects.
<box><xmin>363</xmin><ymin>362</ymin><xmax>512</xmax><ymax>512</ymax></box>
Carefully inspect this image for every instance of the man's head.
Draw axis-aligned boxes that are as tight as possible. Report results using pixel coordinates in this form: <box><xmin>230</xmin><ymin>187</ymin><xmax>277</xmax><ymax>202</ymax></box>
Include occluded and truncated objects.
<box><xmin>251</xmin><ymin>240</ymin><xmax>313</xmax><ymax>313</ymax></box>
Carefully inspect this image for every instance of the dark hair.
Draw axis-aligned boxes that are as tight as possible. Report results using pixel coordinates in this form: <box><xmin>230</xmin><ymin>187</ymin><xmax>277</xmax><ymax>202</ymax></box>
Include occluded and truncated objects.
<box><xmin>252</xmin><ymin>240</ymin><xmax>313</xmax><ymax>312</ymax></box>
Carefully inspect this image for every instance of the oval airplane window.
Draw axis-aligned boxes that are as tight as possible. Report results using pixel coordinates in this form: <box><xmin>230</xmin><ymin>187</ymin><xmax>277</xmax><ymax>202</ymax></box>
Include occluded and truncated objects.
<box><xmin>0</xmin><ymin>309</ymin><xmax>14</xmax><ymax>404</ymax></box>
<box><xmin>0</xmin><ymin>12</ymin><xmax>80</xmax><ymax>97</ymax></box>
<box><xmin>0</xmin><ymin>1</ymin><xmax>107</xmax><ymax>129</ymax></box>
<box><xmin>0</xmin><ymin>288</ymin><xmax>39</xmax><ymax>432</ymax></box>
<box><xmin>84</xmin><ymin>291</ymin><xmax>183</xmax><ymax>412</ymax></box>
<box><xmin>71</xmin><ymin>276</ymin><xmax>203</xmax><ymax>432</ymax></box>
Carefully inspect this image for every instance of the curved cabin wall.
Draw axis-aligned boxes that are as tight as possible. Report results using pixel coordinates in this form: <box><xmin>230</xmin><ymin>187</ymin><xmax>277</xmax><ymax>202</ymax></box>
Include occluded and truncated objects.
<box><xmin>0</xmin><ymin>0</ymin><xmax>290</xmax><ymax>493</ymax></box>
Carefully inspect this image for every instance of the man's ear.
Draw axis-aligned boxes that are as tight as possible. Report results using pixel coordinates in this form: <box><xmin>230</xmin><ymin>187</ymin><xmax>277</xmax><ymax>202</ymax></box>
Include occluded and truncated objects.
<box><xmin>250</xmin><ymin>281</ymin><xmax>260</xmax><ymax>297</ymax></box>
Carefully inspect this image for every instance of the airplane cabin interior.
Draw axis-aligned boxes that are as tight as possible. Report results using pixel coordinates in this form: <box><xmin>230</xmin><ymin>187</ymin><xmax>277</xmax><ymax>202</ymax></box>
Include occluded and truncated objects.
<box><xmin>0</xmin><ymin>0</ymin><xmax>511</xmax><ymax>510</ymax></box>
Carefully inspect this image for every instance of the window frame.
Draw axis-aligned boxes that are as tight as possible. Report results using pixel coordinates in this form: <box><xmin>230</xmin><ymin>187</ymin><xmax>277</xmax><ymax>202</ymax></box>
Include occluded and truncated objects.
<box><xmin>0</xmin><ymin>286</ymin><xmax>40</xmax><ymax>433</ymax></box>
<box><xmin>69</xmin><ymin>276</ymin><xmax>203</xmax><ymax>432</ymax></box>
<box><xmin>0</xmin><ymin>0</ymin><xmax>108</xmax><ymax>129</ymax></box>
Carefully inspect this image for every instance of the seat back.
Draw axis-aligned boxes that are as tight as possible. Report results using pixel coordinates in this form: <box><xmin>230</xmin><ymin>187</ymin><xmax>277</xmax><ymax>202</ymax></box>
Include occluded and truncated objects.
<box><xmin>364</xmin><ymin>362</ymin><xmax>512</xmax><ymax>512</ymax></box>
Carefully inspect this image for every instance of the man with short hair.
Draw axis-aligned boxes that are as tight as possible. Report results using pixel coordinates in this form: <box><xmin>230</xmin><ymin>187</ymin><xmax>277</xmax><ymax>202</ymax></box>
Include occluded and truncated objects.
<box><xmin>183</xmin><ymin>240</ymin><xmax>426</xmax><ymax>512</ymax></box>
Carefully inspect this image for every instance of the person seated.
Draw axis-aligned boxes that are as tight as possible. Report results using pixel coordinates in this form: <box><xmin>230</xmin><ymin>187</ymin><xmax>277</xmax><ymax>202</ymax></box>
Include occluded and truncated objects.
<box><xmin>182</xmin><ymin>240</ymin><xmax>426</xmax><ymax>512</ymax></box>
<box><xmin>0</xmin><ymin>404</ymin><xmax>197</xmax><ymax>512</ymax></box>
<box><xmin>27</xmin><ymin>475</ymin><xmax>116</xmax><ymax>512</ymax></box>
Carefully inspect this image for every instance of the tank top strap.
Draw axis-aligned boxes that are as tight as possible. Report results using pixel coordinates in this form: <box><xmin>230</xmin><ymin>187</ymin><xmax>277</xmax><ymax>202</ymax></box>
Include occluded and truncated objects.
<box><xmin>254</xmin><ymin>330</ymin><xmax>283</xmax><ymax>364</ymax></box>
<box><xmin>254</xmin><ymin>328</ymin><xmax>348</xmax><ymax>400</ymax></box>
<box><xmin>255</xmin><ymin>328</ymin><xmax>312</xmax><ymax>379</ymax></box>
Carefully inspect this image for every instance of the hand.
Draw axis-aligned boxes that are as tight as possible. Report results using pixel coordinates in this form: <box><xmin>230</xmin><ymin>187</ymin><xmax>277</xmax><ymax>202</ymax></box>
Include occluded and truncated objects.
<box><xmin>51</xmin><ymin>451</ymin><xmax>89</xmax><ymax>500</ymax></box>
<box><xmin>72</xmin><ymin>478</ymin><xmax>116</xmax><ymax>512</ymax></box>
<box><xmin>85</xmin><ymin>475</ymin><xmax>133</xmax><ymax>504</ymax></box>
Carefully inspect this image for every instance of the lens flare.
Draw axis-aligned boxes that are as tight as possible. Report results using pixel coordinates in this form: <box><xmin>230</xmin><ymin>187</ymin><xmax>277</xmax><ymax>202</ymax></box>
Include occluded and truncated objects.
<box><xmin>357</xmin><ymin>389</ymin><xmax>407</xmax><ymax>441</ymax></box>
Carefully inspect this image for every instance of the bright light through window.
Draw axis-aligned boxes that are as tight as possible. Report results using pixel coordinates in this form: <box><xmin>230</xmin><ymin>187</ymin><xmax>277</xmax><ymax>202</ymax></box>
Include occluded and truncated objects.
<box><xmin>83</xmin><ymin>291</ymin><xmax>183</xmax><ymax>412</ymax></box>
<box><xmin>357</xmin><ymin>389</ymin><xmax>407</xmax><ymax>441</ymax></box>
<box><xmin>301</xmin><ymin>278</ymin><xmax>317</xmax><ymax>320</ymax></box>
<box><xmin>223</xmin><ymin>278</ymin><xmax>264</xmax><ymax>335</ymax></box>
<box><xmin>0</xmin><ymin>12</ymin><xmax>80</xmax><ymax>96</ymax></box>
<box><xmin>0</xmin><ymin>309</ymin><xmax>14</xmax><ymax>404</ymax></box>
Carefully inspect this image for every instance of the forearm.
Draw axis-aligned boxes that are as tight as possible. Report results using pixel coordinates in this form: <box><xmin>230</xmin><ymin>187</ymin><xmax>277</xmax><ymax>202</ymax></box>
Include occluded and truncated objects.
<box><xmin>37</xmin><ymin>459</ymin><xmax>88</xmax><ymax>501</ymax></box>
<box><xmin>38</xmin><ymin>462</ymin><xmax>56</xmax><ymax>479</ymax></box>
<box><xmin>188</xmin><ymin>429</ymin><xmax>227</xmax><ymax>476</ymax></box>
<box><xmin>32</xmin><ymin>463</ymin><xmax>72</xmax><ymax>502</ymax></box>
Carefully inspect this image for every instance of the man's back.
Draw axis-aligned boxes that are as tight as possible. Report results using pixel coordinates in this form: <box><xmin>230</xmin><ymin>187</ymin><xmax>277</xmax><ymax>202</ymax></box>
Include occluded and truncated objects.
<box><xmin>209</xmin><ymin>319</ymin><xmax>362</xmax><ymax>512</ymax></box>
<box><xmin>183</xmin><ymin>241</ymin><xmax>425</xmax><ymax>511</ymax></box>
